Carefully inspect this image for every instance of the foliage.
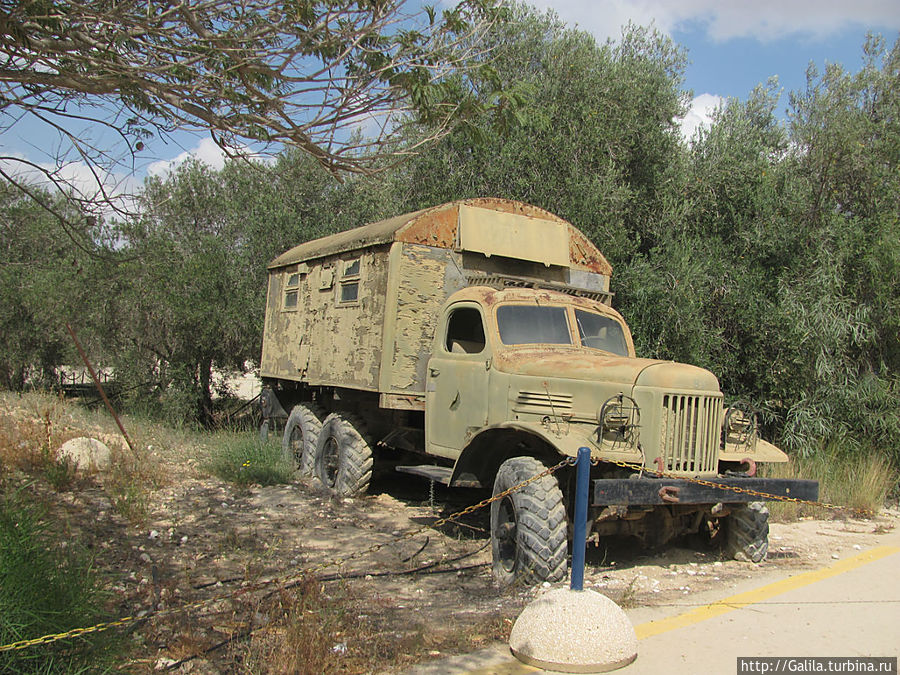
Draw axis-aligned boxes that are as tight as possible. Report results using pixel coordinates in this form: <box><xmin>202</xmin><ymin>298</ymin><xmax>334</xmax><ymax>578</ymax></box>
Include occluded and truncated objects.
<box><xmin>89</xmin><ymin>152</ymin><xmax>395</xmax><ymax>423</ymax></box>
<box><xmin>764</xmin><ymin>444</ymin><xmax>897</xmax><ymax>520</ymax></box>
<box><xmin>397</xmin><ymin>6</ymin><xmax>689</xmax><ymax>266</ymax></box>
<box><xmin>207</xmin><ymin>435</ymin><xmax>293</xmax><ymax>486</ymax></box>
<box><xmin>0</xmin><ymin>489</ymin><xmax>116</xmax><ymax>674</ymax></box>
<box><xmin>0</xmin><ymin>185</ymin><xmax>82</xmax><ymax>390</ymax></box>
<box><xmin>0</xmin><ymin>6</ymin><xmax>897</xmax><ymax>470</ymax></box>
<box><xmin>0</xmin><ymin>0</ymin><xmax>506</xmax><ymax>226</ymax></box>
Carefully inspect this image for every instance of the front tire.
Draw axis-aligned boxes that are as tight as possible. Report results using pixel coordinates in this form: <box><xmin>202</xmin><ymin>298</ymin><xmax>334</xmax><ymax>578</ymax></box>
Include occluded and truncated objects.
<box><xmin>724</xmin><ymin>501</ymin><xmax>769</xmax><ymax>562</ymax></box>
<box><xmin>282</xmin><ymin>404</ymin><xmax>325</xmax><ymax>476</ymax></box>
<box><xmin>491</xmin><ymin>457</ymin><xmax>567</xmax><ymax>587</ymax></box>
<box><xmin>314</xmin><ymin>413</ymin><xmax>374</xmax><ymax>497</ymax></box>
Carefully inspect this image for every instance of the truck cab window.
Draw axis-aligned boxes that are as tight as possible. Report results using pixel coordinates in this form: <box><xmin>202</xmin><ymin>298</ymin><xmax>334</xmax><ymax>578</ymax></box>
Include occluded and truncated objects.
<box><xmin>497</xmin><ymin>305</ymin><xmax>571</xmax><ymax>345</ymax></box>
<box><xmin>445</xmin><ymin>307</ymin><xmax>486</xmax><ymax>354</ymax></box>
<box><xmin>574</xmin><ymin>309</ymin><xmax>628</xmax><ymax>356</ymax></box>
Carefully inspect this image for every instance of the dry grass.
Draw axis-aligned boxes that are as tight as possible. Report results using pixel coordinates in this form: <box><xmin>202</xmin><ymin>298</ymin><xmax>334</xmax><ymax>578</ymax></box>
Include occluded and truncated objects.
<box><xmin>0</xmin><ymin>391</ymin><xmax>167</xmax><ymax>522</ymax></box>
<box><xmin>764</xmin><ymin>445</ymin><xmax>897</xmax><ymax>521</ymax></box>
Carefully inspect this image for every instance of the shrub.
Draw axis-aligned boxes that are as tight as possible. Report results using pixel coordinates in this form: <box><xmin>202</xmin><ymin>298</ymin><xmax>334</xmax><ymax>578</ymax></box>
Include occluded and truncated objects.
<box><xmin>0</xmin><ymin>489</ymin><xmax>117</xmax><ymax>674</ymax></box>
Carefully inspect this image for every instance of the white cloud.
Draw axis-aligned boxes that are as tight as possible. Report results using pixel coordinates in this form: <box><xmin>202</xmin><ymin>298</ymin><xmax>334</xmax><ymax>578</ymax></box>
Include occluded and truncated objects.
<box><xmin>0</xmin><ymin>152</ymin><xmax>140</xmax><ymax>216</ymax></box>
<box><xmin>677</xmin><ymin>93</ymin><xmax>725</xmax><ymax>142</ymax></box>
<box><xmin>528</xmin><ymin>0</ymin><xmax>900</xmax><ymax>42</ymax></box>
<box><xmin>146</xmin><ymin>137</ymin><xmax>229</xmax><ymax>177</ymax></box>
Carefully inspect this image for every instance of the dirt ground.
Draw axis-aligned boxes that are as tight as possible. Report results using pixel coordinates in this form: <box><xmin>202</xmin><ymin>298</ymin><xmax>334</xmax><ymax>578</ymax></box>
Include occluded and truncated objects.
<box><xmin>4</xmin><ymin>396</ymin><xmax>897</xmax><ymax>674</ymax></box>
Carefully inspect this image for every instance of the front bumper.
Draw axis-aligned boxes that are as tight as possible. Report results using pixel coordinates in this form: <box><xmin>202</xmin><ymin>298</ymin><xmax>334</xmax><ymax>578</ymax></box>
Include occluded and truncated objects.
<box><xmin>593</xmin><ymin>477</ymin><xmax>819</xmax><ymax>506</ymax></box>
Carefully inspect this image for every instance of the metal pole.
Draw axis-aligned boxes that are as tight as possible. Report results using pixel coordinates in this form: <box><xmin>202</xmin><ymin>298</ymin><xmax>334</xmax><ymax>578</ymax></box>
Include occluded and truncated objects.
<box><xmin>570</xmin><ymin>446</ymin><xmax>591</xmax><ymax>591</ymax></box>
<box><xmin>65</xmin><ymin>323</ymin><xmax>137</xmax><ymax>455</ymax></box>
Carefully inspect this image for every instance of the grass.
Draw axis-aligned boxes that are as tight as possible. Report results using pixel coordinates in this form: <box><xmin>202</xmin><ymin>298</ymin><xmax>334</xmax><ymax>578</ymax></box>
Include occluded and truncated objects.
<box><xmin>0</xmin><ymin>391</ymin><xmax>168</xmax><ymax>523</ymax></box>
<box><xmin>243</xmin><ymin>577</ymin><xmax>360</xmax><ymax>674</ymax></box>
<box><xmin>0</xmin><ymin>487</ymin><xmax>119</xmax><ymax>674</ymax></box>
<box><xmin>206</xmin><ymin>434</ymin><xmax>294</xmax><ymax>487</ymax></box>
<box><xmin>763</xmin><ymin>444</ymin><xmax>897</xmax><ymax>521</ymax></box>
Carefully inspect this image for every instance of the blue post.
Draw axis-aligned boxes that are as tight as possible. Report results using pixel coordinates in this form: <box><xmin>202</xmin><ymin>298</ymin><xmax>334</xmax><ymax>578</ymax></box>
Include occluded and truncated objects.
<box><xmin>570</xmin><ymin>446</ymin><xmax>591</xmax><ymax>591</ymax></box>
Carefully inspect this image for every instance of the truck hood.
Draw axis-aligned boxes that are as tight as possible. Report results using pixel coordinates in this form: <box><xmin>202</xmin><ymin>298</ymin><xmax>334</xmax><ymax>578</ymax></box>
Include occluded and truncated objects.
<box><xmin>493</xmin><ymin>347</ymin><xmax>720</xmax><ymax>391</ymax></box>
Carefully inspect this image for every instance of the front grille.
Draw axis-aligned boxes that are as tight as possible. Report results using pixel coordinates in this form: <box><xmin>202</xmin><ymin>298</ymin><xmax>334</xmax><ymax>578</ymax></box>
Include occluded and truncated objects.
<box><xmin>513</xmin><ymin>390</ymin><xmax>573</xmax><ymax>416</ymax></box>
<box><xmin>659</xmin><ymin>394</ymin><xmax>722</xmax><ymax>474</ymax></box>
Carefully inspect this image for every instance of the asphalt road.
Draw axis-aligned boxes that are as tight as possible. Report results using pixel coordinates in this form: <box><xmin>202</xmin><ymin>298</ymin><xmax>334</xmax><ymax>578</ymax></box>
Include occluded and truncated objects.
<box><xmin>403</xmin><ymin>528</ymin><xmax>900</xmax><ymax>675</ymax></box>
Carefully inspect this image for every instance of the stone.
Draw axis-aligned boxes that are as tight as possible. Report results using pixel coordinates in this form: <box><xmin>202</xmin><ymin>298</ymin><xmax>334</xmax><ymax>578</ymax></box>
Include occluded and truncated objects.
<box><xmin>509</xmin><ymin>588</ymin><xmax>637</xmax><ymax>673</ymax></box>
<box><xmin>58</xmin><ymin>437</ymin><xmax>111</xmax><ymax>472</ymax></box>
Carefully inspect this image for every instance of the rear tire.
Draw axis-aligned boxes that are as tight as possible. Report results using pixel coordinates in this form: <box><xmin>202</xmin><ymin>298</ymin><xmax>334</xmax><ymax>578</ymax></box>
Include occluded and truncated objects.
<box><xmin>282</xmin><ymin>404</ymin><xmax>324</xmax><ymax>476</ymax></box>
<box><xmin>314</xmin><ymin>413</ymin><xmax>374</xmax><ymax>497</ymax></box>
<box><xmin>491</xmin><ymin>457</ymin><xmax>567</xmax><ymax>587</ymax></box>
<box><xmin>724</xmin><ymin>501</ymin><xmax>769</xmax><ymax>562</ymax></box>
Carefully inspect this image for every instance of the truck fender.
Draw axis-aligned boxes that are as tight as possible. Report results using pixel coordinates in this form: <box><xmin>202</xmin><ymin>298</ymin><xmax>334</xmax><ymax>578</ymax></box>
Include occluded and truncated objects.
<box><xmin>720</xmin><ymin>438</ymin><xmax>789</xmax><ymax>463</ymax></box>
<box><xmin>449</xmin><ymin>421</ymin><xmax>641</xmax><ymax>488</ymax></box>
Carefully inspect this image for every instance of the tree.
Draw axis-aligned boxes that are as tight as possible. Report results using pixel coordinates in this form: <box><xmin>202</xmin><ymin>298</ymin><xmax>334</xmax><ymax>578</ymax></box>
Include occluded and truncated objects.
<box><xmin>775</xmin><ymin>35</ymin><xmax>900</xmax><ymax>455</ymax></box>
<box><xmin>0</xmin><ymin>0</ymin><xmax>503</xmax><ymax>224</ymax></box>
<box><xmin>397</xmin><ymin>5</ymin><xmax>689</xmax><ymax>267</ymax></box>
<box><xmin>0</xmin><ymin>182</ymin><xmax>101</xmax><ymax>389</ymax></box>
<box><xmin>97</xmin><ymin>152</ymin><xmax>395</xmax><ymax>423</ymax></box>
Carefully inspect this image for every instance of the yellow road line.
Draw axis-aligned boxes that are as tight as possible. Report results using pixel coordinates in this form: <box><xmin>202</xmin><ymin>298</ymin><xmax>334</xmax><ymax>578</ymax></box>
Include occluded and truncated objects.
<box><xmin>635</xmin><ymin>545</ymin><xmax>900</xmax><ymax>640</ymax></box>
<box><xmin>457</xmin><ymin>546</ymin><xmax>900</xmax><ymax>675</ymax></box>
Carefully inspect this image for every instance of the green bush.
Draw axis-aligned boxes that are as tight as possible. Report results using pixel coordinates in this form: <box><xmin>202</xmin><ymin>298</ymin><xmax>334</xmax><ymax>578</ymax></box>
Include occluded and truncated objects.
<box><xmin>0</xmin><ymin>489</ymin><xmax>116</xmax><ymax>674</ymax></box>
<box><xmin>207</xmin><ymin>435</ymin><xmax>293</xmax><ymax>486</ymax></box>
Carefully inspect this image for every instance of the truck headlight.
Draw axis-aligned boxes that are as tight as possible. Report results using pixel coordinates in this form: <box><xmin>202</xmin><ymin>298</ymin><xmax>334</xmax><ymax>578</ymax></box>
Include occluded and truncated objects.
<box><xmin>597</xmin><ymin>394</ymin><xmax>640</xmax><ymax>448</ymax></box>
<box><xmin>724</xmin><ymin>402</ymin><xmax>757</xmax><ymax>450</ymax></box>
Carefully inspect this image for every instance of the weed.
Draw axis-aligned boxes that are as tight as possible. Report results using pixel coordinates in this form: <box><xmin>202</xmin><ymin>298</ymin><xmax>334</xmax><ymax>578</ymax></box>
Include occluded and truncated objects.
<box><xmin>104</xmin><ymin>442</ymin><xmax>162</xmax><ymax>524</ymax></box>
<box><xmin>207</xmin><ymin>435</ymin><xmax>293</xmax><ymax>487</ymax></box>
<box><xmin>40</xmin><ymin>447</ymin><xmax>77</xmax><ymax>491</ymax></box>
<box><xmin>618</xmin><ymin>576</ymin><xmax>640</xmax><ymax>608</ymax></box>
<box><xmin>243</xmin><ymin>577</ymin><xmax>362</xmax><ymax>674</ymax></box>
<box><xmin>765</xmin><ymin>444</ymin><xmax>897</xmax><ymax>520</ymax></box>
<box><xmin>0</xmin><ymin>488</ymin><xmax>119</xmax><ymax>674</ymax></box>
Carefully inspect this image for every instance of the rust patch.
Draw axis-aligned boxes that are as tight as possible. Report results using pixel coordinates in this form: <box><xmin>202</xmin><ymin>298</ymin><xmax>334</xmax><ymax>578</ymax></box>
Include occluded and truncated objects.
<box><xmin>398</xmin><ymin>204</ymin><xmax>459</xmax><ymax>247</ymax></box>
<box><xmin>658</xmin><ymin>485</ymin><xmax>680</xmax><ymax>503</ymax></box>
<box><xmin>569</xmin><ymin>228</ymin><xmax>613</xmax><ymax>275</ymax></box>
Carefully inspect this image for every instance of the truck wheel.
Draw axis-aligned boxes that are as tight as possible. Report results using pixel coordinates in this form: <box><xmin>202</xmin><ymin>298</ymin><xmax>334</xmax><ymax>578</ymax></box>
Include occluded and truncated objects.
<box><xmin>491</xmin><ymin>457</ymin><xmax>567</xmax><ymax>586</ymax></box>
<box><xmin>282</xmin><ymin>404</ymin><xmax>324</xmax><ymax>476</ymax></box>
<box><xmin>314</xmin><ymin>413</ymin><xmax>373</xmax><ymax>497</ymax></box>
<box><xmin>724</xmin><ymin>501</ymin><xmax>769</xmax><ymax>562</ymax></box>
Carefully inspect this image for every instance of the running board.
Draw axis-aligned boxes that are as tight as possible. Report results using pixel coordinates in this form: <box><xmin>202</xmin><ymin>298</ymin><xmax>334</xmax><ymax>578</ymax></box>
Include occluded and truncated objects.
<box><xmin>396</xmin><ymin>465</ymin><xmax>453</xmax><ymax>485</ymax></box>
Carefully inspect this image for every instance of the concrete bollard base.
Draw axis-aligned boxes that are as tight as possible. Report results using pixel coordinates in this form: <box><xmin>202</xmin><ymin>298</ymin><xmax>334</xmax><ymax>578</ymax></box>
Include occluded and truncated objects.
<box><xmin>509</xmin><ymin>588</ymin><xmax>637</xmax><ymax>673</ymax></box>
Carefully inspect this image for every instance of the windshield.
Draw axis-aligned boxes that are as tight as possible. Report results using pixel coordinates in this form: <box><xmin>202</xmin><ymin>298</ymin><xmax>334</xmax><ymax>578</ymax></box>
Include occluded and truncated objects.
<box><xmin>496</xmin><ymin>305</ymin><xmax>572</xmax><ymax>345</ymax></box>
<box><xmin>575</xmin><ymin>309</ymin><xmax>628</xmax><ymax>356</ymax></box>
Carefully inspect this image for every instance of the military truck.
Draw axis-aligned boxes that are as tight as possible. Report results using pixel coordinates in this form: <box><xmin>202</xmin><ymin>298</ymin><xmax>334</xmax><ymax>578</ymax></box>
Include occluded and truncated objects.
<box><xmin>259</xmin><ymin>198</ymin><xmax>817</xmax><ymax>585</ymax></box>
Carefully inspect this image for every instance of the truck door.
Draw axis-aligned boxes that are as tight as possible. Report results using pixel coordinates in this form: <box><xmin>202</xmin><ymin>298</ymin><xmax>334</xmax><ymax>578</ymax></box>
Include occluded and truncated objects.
<box><xmin>425</xmin><ymin>303</ymin><xmax>491</xmax><ymax>458</ymax></box>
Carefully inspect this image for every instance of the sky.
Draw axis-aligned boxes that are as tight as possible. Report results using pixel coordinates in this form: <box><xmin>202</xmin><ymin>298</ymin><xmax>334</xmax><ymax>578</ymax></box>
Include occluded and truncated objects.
<box><xmin>530</xmin><ymin>0</ymin><xmax>900</xmax><ymax>140</ymax></box>
<box><xmin>1</xmin><ymin>0</ymin><xmax>898</xmax><ymax>197</ymax></box>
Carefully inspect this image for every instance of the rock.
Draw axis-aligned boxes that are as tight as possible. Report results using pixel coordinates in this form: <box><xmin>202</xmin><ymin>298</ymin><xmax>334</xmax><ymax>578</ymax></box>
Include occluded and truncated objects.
<box><xmin>58</xmin><ymin>437</ymin><xmax>111</xmax><ymax>472</ymax></box>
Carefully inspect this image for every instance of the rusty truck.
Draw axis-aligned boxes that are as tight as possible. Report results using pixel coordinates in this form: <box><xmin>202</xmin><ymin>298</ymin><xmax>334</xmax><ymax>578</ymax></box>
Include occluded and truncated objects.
<box><xmin>258</xmin><ymin>198</ymin><xmax>818</xmax><ymax>585</ymax></box>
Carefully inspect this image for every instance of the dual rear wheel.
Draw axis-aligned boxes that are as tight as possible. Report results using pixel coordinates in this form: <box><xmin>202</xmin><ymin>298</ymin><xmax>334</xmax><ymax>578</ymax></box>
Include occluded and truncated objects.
<box><xmin>282</xmin><ymin>405</ymin><xmax>374</xmax><ymax>498</ymax></box>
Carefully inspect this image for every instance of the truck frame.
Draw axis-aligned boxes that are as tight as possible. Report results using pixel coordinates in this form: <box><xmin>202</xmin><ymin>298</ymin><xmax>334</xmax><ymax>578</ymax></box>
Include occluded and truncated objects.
<box><xmin>259</xmin><ymin>198</ymin><xmax>818</xmax><ymax>585</ymax></box>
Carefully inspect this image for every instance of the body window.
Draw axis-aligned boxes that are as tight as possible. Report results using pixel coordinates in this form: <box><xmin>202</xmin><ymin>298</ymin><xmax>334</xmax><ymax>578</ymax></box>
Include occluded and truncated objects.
<box><xmin>283</xmin><ymin>272</ymin><xmax>300</xmax><ymax>310</ymax></box>
<box><xmin>338</xmin><ymin>258</ymin><xmax>361</xmax><ymax>304</ymax></box>
<box><xmin>575</xmin><ymin>309</ymin><xmax>628</xmax><ymax>356</ymax></box>
<box><xmin>497</xmin><ymin>305</ymin><xmax>571</xmax><ymax>345</ymax></box>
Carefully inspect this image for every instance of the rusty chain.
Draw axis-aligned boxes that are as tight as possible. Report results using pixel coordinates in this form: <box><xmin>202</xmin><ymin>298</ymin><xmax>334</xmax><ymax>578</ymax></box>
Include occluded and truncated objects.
<box><xmin>591</xmin><ymin>456</ymin><xmax>879</xmax><ymax>517</ymax></box>
<box><xmin>0</xmin><ymin>457</ymin><xmax>573</xmax><ymax>654</ymax></box>
<box><xmin>3</xmin><ymin>451</ymin><xmax>875</xmax><ymax>654</ymax></box>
